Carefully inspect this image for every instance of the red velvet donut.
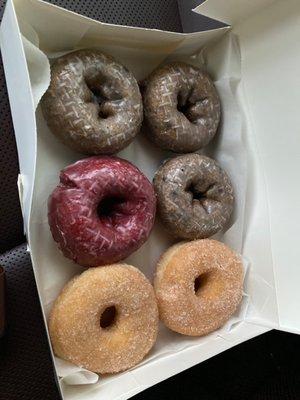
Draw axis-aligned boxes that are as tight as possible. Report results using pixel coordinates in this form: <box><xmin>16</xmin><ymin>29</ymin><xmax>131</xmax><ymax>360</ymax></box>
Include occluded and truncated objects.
<box><xmin>48</xmin><ymin>156</ymin><xmax>156</xmax><ymax>267</ymax></box>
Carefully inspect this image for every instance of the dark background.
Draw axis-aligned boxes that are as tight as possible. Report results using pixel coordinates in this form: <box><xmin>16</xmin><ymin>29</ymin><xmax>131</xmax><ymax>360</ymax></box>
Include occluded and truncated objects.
<box><xmin>0</xmin><ymin>1</ymin><xmax>299</xmax><ymax>399</ymax></box>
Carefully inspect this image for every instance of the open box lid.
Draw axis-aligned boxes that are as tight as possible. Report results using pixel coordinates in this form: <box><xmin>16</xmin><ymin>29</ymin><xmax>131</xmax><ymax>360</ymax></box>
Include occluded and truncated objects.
<box><xmin>193</xmin><ymin>0</ymin><xmax>278</xmax><ymax>26</ymax></box>
<box><xmin>193</xmin><ymin>0</ymin><xmax>300</xmax><ymax>334</ymax></box>
<box><xmin>1</xmin><ymin>0</ymin><xmax>299</xmax><ymax>337</ymax></box>
<box><xmin>0</xmin><ymin>1</ymin><xmax>299</xmax><ymax>398</ymax></box>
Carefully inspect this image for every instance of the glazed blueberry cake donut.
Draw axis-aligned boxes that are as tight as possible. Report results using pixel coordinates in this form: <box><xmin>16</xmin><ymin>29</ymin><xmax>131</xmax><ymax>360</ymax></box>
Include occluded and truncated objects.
<box><xmin>49</xmin><ymin>265</ymin><xmax>159</xmax><ymax>374</ymax></box>
<box><xmin>41</xmin><ymin>49</ymin><xmax>143</xmax><ymax>155</ymax></box>
<box><xmin>48</xmin><ymin>156</ymin><xmax>156</xmax><ymax>267</ymax></box>
<box><xmin>153</xmin><ymin>154</ymin><xmax>234</xmax><ymax>239</ymax></box>
<box><xmin>154</xmin><ymin>239</ymin><xmax>243</xmax><ymax>336</ymax></box>
<box><xmin>143</xmin><ymin>62</ymin><xmax>220</xmax><ymax>152</ymax></box>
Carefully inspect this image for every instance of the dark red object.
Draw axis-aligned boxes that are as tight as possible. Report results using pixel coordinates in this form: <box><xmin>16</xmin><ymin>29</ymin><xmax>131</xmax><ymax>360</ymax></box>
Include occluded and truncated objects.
<box><xmin>48</xmin><ymin>156</ymin><xmax>156</xmax><ymax>267</ymax></box>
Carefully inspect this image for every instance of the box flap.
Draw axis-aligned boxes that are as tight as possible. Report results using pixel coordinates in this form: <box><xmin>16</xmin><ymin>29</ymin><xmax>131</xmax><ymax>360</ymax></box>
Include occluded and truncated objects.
<box><xmin>235</xmin><ymin>0</ymin><xmax>300</xmax><ymax>333</ymax></box>
<box><xmin>0</xmin><ymin>0</ymin><xmax>37</xmax><ymax>235</ymax></box>
<box><xmin>0</xmin><ymin>0</ymin><xmax>278</xmax><ymax>399</ymax></box>
<box><xmin>193</xmin><ymin>0</ymin><xmax>277</xmax><ymax>26</ymax></box>
<box><xmin>12</xmin><ymin>0</ymin><xmax>228</xmax><ymax>82</ymax></box>
<box><xmin>15</xmin><ymin>0</ymin><xmax>227</xmax><ymax>52</ymax></box>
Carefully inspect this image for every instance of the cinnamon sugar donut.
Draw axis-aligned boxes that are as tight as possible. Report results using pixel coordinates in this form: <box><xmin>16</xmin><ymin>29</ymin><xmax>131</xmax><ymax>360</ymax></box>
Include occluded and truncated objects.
<box><xmin>41</xmin><ymin>49</ymin><xmax>143</xmax><ymax>155</ymax></box>
<box><xmin>154</xmin><ymin>240</ymin><xmax>243</xmax><ymax>336</ymax></box>
<box><xmin>143</xmin><ymin>62</ymin><xmax>220</xmax><ymax>152</ymax></box>
<box><xmin>153</xmin><ymin>154</ymin><xmax>234</xmax><ymax>240</ymax></box>
<box><xmin>49</xmin><ymin>265</ymin><xmax>159</xmax><ymax>374</ymax></box>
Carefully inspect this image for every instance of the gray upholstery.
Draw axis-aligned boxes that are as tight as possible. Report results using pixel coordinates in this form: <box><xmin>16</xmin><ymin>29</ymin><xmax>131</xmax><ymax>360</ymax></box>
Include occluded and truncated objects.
<box><xmin>0</xmin><ymin>245</ymin><xmax>60</xmax><ymax>399</ymax></box>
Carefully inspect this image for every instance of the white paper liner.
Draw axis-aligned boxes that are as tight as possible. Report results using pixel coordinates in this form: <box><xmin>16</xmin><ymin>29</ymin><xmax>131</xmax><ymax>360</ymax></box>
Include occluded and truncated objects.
<box><xmin>55</xmin><ymin>357</ymin><xmax>99</xmax><ymax>385</ymax></box>
<box><xmin>19</xmin><ymin>22</ymin><xmax>274</xmax><ymax>387</ymax></box>
<box><xmin>21</xmin><ymin>33</ymin><xmax>50</xmax><ymax>109</ymax></box>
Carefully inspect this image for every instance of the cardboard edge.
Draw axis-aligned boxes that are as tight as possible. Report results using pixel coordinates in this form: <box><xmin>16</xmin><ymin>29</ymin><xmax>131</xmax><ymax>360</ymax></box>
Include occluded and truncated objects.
<box><xmin>61</xmin><ymin>323</ymin><xmax>269</xmax><ymax>400</ymax></box>
<box><xmin>22</xmin><ymin>0</ymin><xmax>227</xmax><ymax>38</ymax></box>
<box><xmin>1</xmin><ymin>0</ymin><xmax>281</xmax><ymax>398</ymax></box>
<box><xmin>193</xmin><ymin>0</ymin><xmax>278</xmax><ymax>26</ymax></box>
<box><xmin>0</xmin><ymin>0</ymin><xmax>37</xmax><ymax>235</ymax></box>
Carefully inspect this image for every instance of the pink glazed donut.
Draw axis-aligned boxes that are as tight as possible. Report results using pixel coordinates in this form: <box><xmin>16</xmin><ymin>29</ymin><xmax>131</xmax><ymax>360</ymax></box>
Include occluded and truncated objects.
<box><xmin>48</xmin><ymin>156</ymin><xmax>156</xmax><ymax>267</ymax></box>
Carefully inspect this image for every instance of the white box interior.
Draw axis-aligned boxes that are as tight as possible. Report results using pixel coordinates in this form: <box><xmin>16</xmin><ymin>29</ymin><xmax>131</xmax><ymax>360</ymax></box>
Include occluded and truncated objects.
<box><xmin>1</xmin><ymin>0</ymin><xmax>299</xmax><ymax>399</ymax></box>
<box><xmin>195</xmin><ymin>0</ymin><xmax>300</xmax><ymax>333</ymax></box>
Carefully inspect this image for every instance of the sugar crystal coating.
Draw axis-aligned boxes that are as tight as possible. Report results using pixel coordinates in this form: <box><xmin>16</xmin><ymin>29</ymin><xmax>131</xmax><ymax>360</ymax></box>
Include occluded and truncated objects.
<box><xmin>154</xmin><ymin>239</ymin><xmax>243</xmax><ymax>336</ymax></box>
<box><xmin>49</xmin><ymin>264</ymin><xmax>159</xmax><ymax>374</ymax></box>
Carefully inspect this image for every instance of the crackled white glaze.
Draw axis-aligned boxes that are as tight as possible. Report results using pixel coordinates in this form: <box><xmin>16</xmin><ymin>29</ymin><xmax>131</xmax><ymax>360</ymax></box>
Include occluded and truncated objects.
<box><xmin>143</xmin><ymin>62</ymin><xmax>220</xmax><ymax>153</ymax></box>
<box><xmin>42</xmin><ymin>49</ymin><xmax>143</xmax><ymax>155</ymax></box>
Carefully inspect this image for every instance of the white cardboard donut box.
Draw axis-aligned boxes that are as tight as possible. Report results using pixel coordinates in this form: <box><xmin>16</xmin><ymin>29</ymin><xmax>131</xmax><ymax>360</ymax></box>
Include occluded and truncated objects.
<box><xmin>1</xmin><ymin>0</ymin><xmax>300</xmax><ymax>399</ymax></box>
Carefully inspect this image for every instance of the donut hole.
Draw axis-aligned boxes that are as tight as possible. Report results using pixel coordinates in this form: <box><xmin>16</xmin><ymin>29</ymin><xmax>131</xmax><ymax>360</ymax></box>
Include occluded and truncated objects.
<box><xmin>177</xmin><ymin>92</ymin><xmax>196</xmax><ymax>124</ymax></box>
<box><xmin>100</xmin><ymin>306</ymin><xmax>117</xmax><ymax>329</ymax></box>
<box><xmin>186</xmin><ymin>183</ymin><xmax>205</xmax><ymax>201</ymax></box>
<box><xmin>194</xmin><ymin>273</ymin><xmax>210</xmax><ymax>295</ymax></box>
<box><xmin>177</xmin><ymin>96</ymin><xmax>190</xmax><ymax>117</ymax></box>
<box><xmin>86</xmin><ymin>80</ymin><xmax>123</xmax><ymax>119</ymax></box>
<box><xmin>187</xmin><ymin>184</ymin><xmax>211</xmax><ymax>214</ymax></box>
<box><xmin>87</xmin><ymin>84</ymin><xmax>107</xmax><ymax>105</ymax></box>
<box><xmin>186</xmin><ymin>184</ymin><xmax>216</xmax><ymax>214</ymax></box>
<box><xmin>97</xmin><ymin>196</ymin><xmax>126</xmax><ymax>220</ymax></box>
<box><xmin>85</xmin><ymin>82</ymin><xmax>109</xmax><ymax>119</ymax></box>
<box><xmin>177</xmin><ymin>92</ymin><xmax>209</xmax><ymax>124</ymax></box>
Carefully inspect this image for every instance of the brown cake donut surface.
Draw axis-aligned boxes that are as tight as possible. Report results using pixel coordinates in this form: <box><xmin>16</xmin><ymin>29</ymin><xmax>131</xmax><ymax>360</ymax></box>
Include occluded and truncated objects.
<box><xmin>41</xmin><ymin>49</ymin><xmax>143</xmax><ymax>155</ymax></box>
<box><xmin>153</xmin><ymin>154</ymin><xmax>234</xmax><ymax>239</ymax></box>
<box><xmin>143</xmin><ymin>62</ymin><xmax>220</xmax><ymax>152</ymax></box>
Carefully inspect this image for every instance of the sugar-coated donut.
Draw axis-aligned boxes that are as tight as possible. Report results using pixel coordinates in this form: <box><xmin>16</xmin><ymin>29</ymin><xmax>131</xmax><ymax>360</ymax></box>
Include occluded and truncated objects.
<box><xmin>143</xmin><ymin>62</ymin><xmax>220</xmax><ymax>153</ymax></box>
<box><xmin>41</xmin><ymin>49</ymin><xmax>143</xmax><ymax>155</ymax></box>
<box><xmin>48</xmin><ymin>156</ymin><xmax>156</xmax><ymax>267</ymax></box>
<box><xmin>153</xmin><ymin>154</ymin><xmax>234</xmax><ymax>239</ymax></box>
<box><xmin>49</xmin><ymin>265</ymin><xmax>159</xmax><ymax>374</ymax></box>
<box><xmin>154</xmin><ymin>240</ymin><xmax>243</xmax><ymax>336</ymax></box>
